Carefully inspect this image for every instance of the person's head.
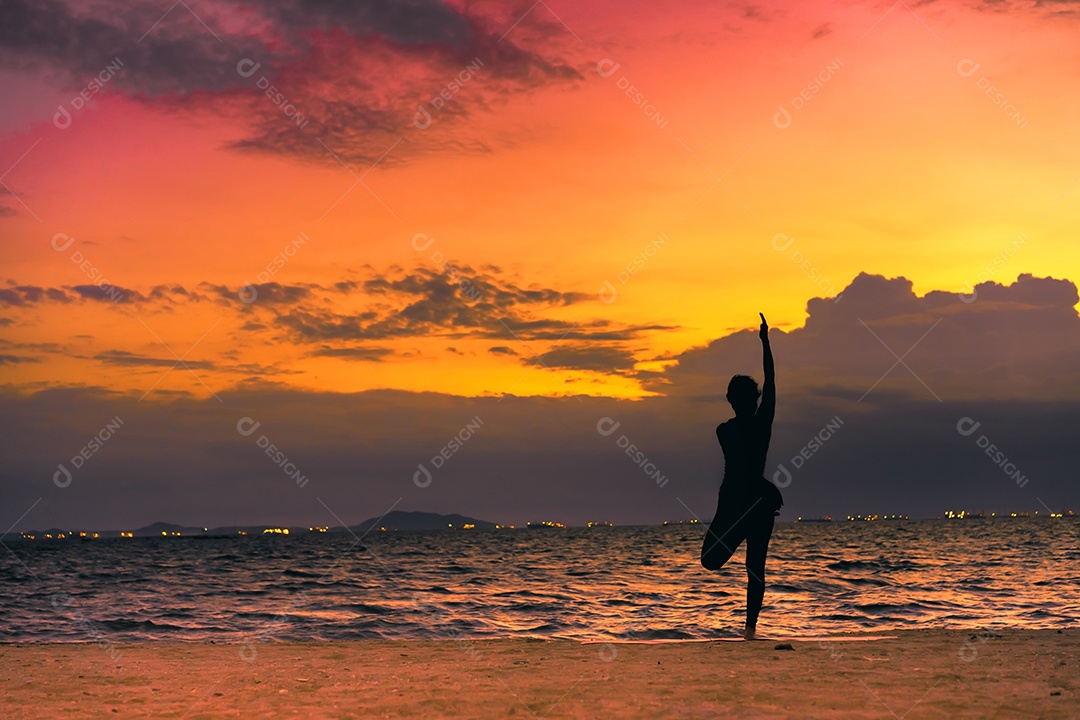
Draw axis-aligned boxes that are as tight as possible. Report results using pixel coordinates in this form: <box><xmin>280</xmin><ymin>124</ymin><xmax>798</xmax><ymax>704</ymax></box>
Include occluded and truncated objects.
<box><xmin>726</xmin><ymin>374</ymin><xmax>760</xmax><ymax>416</ymax></box>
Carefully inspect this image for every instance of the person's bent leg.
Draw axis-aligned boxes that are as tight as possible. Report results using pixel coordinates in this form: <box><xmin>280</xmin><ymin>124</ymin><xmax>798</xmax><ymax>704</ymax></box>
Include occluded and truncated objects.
<box><xmin>743</xmin><ymin>513</ymin><xmax>775</xmax><ymax>637</ymax></box>
<box><xmin>700</xmin><ymin>510</ymin><xmax>746</xmax><ymax>571</ymax></box>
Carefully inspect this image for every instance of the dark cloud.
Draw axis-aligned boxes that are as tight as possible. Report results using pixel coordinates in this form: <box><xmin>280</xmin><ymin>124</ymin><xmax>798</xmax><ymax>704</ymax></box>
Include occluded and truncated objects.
<box><xmin>0</xmin><ymin>0</ymin><xmax>312</xmax><ymax>96</ymax></box>
<box><xmin>646</xmin><ymin>272</ymin><xmax>1080</xmax><ymax>402</ymax></box>
<box><xmin>0</xmin><ymin>187</ymin><xmax>16</xmax><ymax>217</ymax></box>
<box><xmin>70</xmin><ymin>284</ymin><xmax>137</xmax><ymax>303</ymax></box>
<box><xmin>0</xmin><ymin>338</ymin><xmax>67</xmax><ymax>354</ymax></box>
<box><xmin>309</xmin><ymin>346</ymin><xmax>396</xmax><ymax>361</ymax></box>
<box><xmin>527</xmin><ymin>345</ymin><xmax>639</xmax><ymax>373</ymax></box>
<box><xmin>0</xmin><ymin>285</ymin><xmax>72</xmax><ymax>306</ymax></box>
<box><xmin>743</xmin><ymin>5</ymin><xmax>765</xmax><ymax>20</ymax></box>
<box><xmin>362</xmin><ymin>267</ymin><xmax>587</xmax><ymax>308</ymax></box>
<box><xmin>272</xmin><ymin>265</ymin><xmax>631</xmax><ymax>345</ymax></box>
<box><xmin>0</xmin><ymin>283</ymin><xmax>186</xmax><ymax>307</ymax></box>
<box><xmin>975</xmin><ymin>0</ymin><xmax>1080</xmax><ymax>14</ymax></box>
<box><xmin>0</xmin><ymin>0</ymin><xmax>582</xmax><ymax>166</ymax></box>
<box><xmin>238</xmin><ymin>282</ymin><xmax>311</xmax><ymax>305</ymax></box>
<box><xmin>488</xmin><ymin>346</ymin><xmax>518</xmax><ymax>356</ymax></box>
<box><xmin>494</xmin><ymin>322</ymin><xmax>676</xmax><ymax>342</ymax></box>
<box><xmin>256</xmin><ymin>0</ymin><xmax>473</xmax><ymax>46</ymax></box>
<box><xmin>94</xmin><ymin>350</ymin><xmax>215</xmax><ymax>369</ymax></box>
<box><xmin>0</xmin><ymin>354</ymin><xmax>40</xmax><ymax>364</ymax></box>
<box><xmin>146</xmin><ymin>284</ymin><xmax>207</xmax><ymax>303</ymax></box>
<box><xmin>228</xmin><ymin>362</ymin><xmax>304</xmax><ymax>377</ymax></box>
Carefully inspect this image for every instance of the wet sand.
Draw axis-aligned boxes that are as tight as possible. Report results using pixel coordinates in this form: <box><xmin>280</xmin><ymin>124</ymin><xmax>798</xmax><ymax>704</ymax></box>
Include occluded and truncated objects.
<box><xmin>1</xmin><ymin>629</ymin><xmax>1076</xmax><ymax>718</ymax></box>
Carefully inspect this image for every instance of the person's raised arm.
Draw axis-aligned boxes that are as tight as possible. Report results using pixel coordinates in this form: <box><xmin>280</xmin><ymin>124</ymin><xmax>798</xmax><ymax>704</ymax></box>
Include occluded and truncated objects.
<box><xmin>758</xmin><ymin>312</ymin><xmax>775</xmax><ymax>424</ymax></box>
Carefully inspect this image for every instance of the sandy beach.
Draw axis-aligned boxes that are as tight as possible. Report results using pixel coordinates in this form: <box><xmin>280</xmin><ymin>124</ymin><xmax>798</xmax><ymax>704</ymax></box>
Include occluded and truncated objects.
<box><xmin>1</xmin><ymin>629</ymin><xmax>1075</xmax><ymax>718</ymax></box>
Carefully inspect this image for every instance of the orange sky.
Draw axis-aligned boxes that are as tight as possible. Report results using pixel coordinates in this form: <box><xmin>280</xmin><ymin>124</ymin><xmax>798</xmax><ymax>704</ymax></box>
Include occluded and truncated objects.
<box><xmin>3</xmin><ymin>0</ymin><xmax>1079</xmax><ymax>401</ymax></box>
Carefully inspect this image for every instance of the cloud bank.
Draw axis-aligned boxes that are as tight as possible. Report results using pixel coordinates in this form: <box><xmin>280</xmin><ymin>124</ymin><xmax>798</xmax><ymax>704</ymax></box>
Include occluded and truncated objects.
<box><xmin>2</xmin><ymin>271</ymin><xmax>1078</xmax><ymax>531</ymax></box>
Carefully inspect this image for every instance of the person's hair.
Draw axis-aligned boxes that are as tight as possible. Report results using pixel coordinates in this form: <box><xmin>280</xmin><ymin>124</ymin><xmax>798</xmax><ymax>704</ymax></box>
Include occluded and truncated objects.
<box><xmin>726</xmin><ymin>374</ymin><xmax>760</xmax><ymax>409</ymax></box>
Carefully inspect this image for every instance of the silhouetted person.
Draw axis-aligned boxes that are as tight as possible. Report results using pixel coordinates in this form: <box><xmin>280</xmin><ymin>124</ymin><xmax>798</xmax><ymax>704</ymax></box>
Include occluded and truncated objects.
<box><xmin>701</xmin><ymin>312</ymin><xmax>783</xmax><ymax>640</ymax></box>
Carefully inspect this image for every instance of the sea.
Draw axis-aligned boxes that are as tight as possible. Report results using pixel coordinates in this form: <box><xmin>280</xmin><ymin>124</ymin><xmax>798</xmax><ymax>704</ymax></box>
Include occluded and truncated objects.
<box><xmin>2</xmin><ymin>518</ymin><xmax>1078</xmax><ymax>643</ymax></box>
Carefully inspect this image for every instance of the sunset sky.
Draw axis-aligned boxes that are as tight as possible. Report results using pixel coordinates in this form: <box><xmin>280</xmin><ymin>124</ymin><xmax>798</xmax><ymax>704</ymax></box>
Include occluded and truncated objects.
<box><xmin>2</xmin><ymin>0</ymin><xmax>1079</xmax><ymax>530</ymax></box>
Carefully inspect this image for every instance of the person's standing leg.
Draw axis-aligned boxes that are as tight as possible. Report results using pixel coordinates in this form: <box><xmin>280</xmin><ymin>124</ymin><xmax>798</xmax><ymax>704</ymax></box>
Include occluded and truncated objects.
<box><xmin>743</xmin><ymin>512</ymin><xmax>775</xmax><ymax>639</ymax></box>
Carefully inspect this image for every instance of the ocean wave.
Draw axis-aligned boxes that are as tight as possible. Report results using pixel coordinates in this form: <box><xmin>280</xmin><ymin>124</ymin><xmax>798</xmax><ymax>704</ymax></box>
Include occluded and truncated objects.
<box><xmin>3</xmin><ymin>520</ymin><xmax>1077</xmax><ymax>642</ymax></box>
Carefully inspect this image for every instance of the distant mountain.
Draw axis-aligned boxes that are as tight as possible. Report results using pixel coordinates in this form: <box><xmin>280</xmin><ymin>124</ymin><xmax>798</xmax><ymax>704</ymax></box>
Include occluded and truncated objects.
<box><xmin>352</xmin><ymin>510</ymin><xmax>496</xmax><ymax>532</ymax></box>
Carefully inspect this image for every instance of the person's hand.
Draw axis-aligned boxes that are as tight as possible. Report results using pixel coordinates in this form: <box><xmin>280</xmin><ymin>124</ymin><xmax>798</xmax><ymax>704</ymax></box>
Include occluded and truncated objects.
<box><xmin>759</xmin><ymin>312</ymin><xmax>769</xmax><ymax>341</ymax></box>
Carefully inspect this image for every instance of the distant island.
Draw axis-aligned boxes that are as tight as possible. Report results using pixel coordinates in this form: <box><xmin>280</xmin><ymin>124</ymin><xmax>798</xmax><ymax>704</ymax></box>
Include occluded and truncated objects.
<box><xmin>355</xmin><ymin>511</ymin><xmax>498</xmax><ymax>532</ymax></box>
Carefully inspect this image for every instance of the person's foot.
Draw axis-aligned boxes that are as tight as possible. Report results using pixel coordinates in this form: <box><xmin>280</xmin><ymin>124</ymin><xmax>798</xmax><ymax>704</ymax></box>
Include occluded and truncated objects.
<box><xmin>743</xmin><ymin>625</ymin><xmax>756</xmax><ymax>641</ymax></box>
